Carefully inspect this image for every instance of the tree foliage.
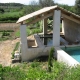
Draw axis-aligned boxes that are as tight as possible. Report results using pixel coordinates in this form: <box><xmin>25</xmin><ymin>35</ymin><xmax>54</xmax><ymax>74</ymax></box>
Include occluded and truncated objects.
<box><xmin>0</xmin><ymin>3</ymin><xmax>25</xmax><ymax>22</ymax></box>
<box><xmin>0</xmin><ymin>3</ymin><xmax>23</xmax><ymax>6</ymax></box>
<box><xmin>26</xmin><ymin>1</ymin><xmax>41</xmax><ymax>14</ymax></box>
<box><xmin>39</xmin><ymin>0</ymin><xmax>54</xmax><ymax>7</ymax></box>
<box><xmin>75</xmin><ymin>0</ymin><xmax>80</xmax><ymax>15</ymax></box>
<box><xmin>58</xmin><ymin>4</ymin><xmax>75</xmax><ymax>13</ymax></box>
<box><xmin>0</xmin><ymin>8</ymin><xmax>4</xmax><ymax>13</ymax></box>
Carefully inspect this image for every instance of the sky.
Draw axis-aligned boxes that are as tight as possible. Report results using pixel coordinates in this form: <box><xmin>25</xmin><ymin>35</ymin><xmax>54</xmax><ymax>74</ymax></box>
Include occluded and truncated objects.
<box><xmin>0</xmin><ymin>0</ymin><xmax>76</xmax><ymax>6</ymax></box>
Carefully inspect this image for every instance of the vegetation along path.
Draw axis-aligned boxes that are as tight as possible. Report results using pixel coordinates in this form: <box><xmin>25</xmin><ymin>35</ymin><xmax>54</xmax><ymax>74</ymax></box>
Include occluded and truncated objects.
<box><xmin>0</xmin><ymin>38</ymin><xmax>20</xmax><ymax>66</ymax></box>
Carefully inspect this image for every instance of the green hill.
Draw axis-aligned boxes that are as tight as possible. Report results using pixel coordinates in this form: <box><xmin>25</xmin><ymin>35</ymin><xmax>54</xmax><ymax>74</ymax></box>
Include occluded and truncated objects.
<box><xmin>0</xmin><ymin>3</ymin><xmax>25</xmax><ymax>23</ymax></box>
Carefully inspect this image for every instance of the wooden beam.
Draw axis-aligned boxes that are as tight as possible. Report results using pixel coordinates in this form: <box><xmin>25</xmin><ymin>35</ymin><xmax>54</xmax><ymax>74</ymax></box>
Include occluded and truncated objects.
<box><xmin>62</xmin><ymin>13</ymin><xmax>80</xmax><ymax>24</ymax></box>
<box><xmin>26</xmin><ymin>12</ymin><xmax>53</xmax><ymax>25</ymax></box>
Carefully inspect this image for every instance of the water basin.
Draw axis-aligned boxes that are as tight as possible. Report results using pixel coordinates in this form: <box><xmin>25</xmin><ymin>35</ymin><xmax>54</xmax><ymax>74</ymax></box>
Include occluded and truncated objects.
<box><xmin>62</xmin><ymin>46</ymin><xmax>80</xmax><ymax>62</ymax></box>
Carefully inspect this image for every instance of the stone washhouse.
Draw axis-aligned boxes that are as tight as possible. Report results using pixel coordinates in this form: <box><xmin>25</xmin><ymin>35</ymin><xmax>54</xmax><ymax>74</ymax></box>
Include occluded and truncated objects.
<box><xmin>17</xmin><ymin>5</ymin><xmax>80</xmax><ymax>61</ymax></box>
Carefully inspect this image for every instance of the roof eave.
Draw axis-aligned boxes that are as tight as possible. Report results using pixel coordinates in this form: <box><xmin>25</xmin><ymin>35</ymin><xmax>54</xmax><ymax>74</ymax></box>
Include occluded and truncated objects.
<box><xmin>16</xmin><ymin>5</ymin><xmax>58</xmax><ymax>23</ymax></box>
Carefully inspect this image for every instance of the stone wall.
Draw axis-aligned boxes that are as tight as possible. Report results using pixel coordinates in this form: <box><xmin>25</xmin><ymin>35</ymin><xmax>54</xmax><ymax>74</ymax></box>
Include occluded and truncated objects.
<box><xmin>21</xmin><ymin>46</ymin><xmax>51</xmax><ymax>61</ymax></box>
<box><xmin>64</xmin><ymin>18</ymin><xmax>80</xmax><ymax>42</ymax></box>
<box><xmin>0</xmin><ymin>23</ymin><xmax>20</xmax><ymax>31</ymax></box>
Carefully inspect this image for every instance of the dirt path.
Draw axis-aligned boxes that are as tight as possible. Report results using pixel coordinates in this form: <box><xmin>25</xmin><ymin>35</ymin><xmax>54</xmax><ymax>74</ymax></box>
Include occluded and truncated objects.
<box><xmin>0</xmin><ymin>38</ymin><xmax>20</xmax><ymax>66</ymax></box>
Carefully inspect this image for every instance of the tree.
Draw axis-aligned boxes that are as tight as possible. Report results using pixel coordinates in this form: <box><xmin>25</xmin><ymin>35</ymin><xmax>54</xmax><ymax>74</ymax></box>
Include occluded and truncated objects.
<box><xmin>58</xmin><ymin>4</ymin><xmax>75</xmax><ymax>13</ymax></box>
<box><xmin>0</xmin><ymin>8</ymin><xmax>4</xmax><ymax>13</ymax></box>
<box><xmin>75</xmin><ymin>0</ymin><xmax>80</xmax><ymax>15</ymax></box>
<box><xmin>26</xmin><ymin>1</ymin><xmax>41</xmax><ymax>14</ymax></box>
<box><xmin>39</xmin><ymin>0</ymin><xmax>54</xmax><ymax>7</ymax></box>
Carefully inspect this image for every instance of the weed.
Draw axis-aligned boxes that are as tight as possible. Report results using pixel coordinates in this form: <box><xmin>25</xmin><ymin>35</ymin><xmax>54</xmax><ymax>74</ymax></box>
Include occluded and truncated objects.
<box><xmin>48</xmin><ymin>47</ymin><xmax>54</xmax><ymax>72</ymax></box>
<box><xmin>11</xmin><ymin>42</ymin><xmax>20</xmax><ymax>59</ymax></box>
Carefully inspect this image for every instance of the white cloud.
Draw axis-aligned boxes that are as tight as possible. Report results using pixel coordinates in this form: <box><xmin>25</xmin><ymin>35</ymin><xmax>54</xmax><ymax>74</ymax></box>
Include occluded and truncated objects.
<box><xmin>54</xmin><ymin>0</ymin><xmax>76</xmax><ymax>6</ymax></box>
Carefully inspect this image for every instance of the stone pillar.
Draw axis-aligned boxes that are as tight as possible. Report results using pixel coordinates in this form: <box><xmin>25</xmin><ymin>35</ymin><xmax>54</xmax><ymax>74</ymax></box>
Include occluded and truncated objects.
<box><xmin>53</xmin><ymin>10</ymin><xmax>61</xmax><ymax>46</ymax></box>
<box><xmin>43</xmin><ymin>18</ymin><xmax>48</xmax><ymax>35</ymax></box>
<box><xmin>20</xmin><ymin>24</ymin><xmax>28</xmax><ymax>61</ymax></box>
<box><xmin>62</xmin><ymin>20</ymin><xmax>65</xmax><ymax>34</ymax></box>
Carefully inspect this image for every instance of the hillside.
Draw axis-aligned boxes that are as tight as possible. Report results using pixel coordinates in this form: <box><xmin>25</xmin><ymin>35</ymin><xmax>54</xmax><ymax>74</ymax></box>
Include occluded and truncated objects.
<box><xmin>0</xmin><ymin>3</ymin><xmax>26</xmax><ymax>23</ymax></box>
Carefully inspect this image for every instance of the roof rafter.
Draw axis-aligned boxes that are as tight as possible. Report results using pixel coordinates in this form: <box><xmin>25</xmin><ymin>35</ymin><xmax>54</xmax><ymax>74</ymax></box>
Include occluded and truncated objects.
<box><xmin>62</xmin><ymin>13</ymin><xmax>80</xmax><ymax>24</ymax></box>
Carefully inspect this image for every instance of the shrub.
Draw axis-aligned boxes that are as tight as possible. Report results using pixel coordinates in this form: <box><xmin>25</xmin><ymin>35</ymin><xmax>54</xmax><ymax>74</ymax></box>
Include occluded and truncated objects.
<box><xmin>31</xmin><ymin>29</ymin><xmax>42</xmax><ymax>34</ymax></box>
<box><xmin>48</xmin><ymin>47</ymin><xmax>55</xmax><ymax>72</ymax></box>
<box><xmin>15</xmin><ymin>28</ymin><xmax>32</xmax><ymax>38</ymax></box>
<box><xmin>26</xmin><ymin>28</ymin><xmax>31</xmax><ymax>36</ymax></box>
<box><xmin>2</xmin><ymin>31</ymin><xmax>10</xmax><ymax>36</ymax></box>
<box><xmin>1</xmin><ymin>31</ymin><xmax>11</xmax><ymax>41</ymax></box>
<box><xmin>0</xmin><ymin>30</ymin><xmax>14</xmax><ymax>32</ymax></box>
<box><xmin>0</xmin><ymin>37</ymin><xmax>9</xmax><ymax>41</ymax></box>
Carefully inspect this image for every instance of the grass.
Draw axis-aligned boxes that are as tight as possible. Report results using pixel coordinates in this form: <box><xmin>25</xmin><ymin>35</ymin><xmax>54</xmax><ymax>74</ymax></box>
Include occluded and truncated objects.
<box><xmin>0</xmin><ymin>64</ymin><xmax>27</xmax><ymax>80</ymax></box>
<box><xmin>0</xmin><ymin>31</ymin><xmax>14</xmax><ymax>41</ymax></box>
<box><xmin>11</xmin><ymin>42</ymin><xmax>20</xmax><ymax>59</ymax></box>
<box><xmin>0</xmin><ymin>56</ymin><xmax>80</xmax><ymax>80</ymax></box>
<box><xmin>48</xmin><ymin>47</ymin><xmax>54</xmax><ymax>72</ymax></box>
<box><xmin>15</xmin><ymin>61</ymin><xmax>80</xmax><ymax>80</ymax></box>
<box><xmin>15</xmin><ymin>27</ymin><xmax>42</xmax><ymax>38</ymax></box>
<box><xmin>15</xmin><ymin>28</ymin><xmax>31</xmax><ymax>37</ymax></box>
<box><xmin>0</xmin><ymin>60</ymin><xmax>66</xmax><ymax>80</ymax></box>
<box><xmin>15</xmin><ymin>30</ymin><xmax>20</xmax><ymax>38</ymax></box>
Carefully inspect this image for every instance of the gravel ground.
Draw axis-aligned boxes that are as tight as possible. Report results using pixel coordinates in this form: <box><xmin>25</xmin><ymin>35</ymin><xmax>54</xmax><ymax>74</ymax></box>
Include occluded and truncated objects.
<box><xmin>0</xmin><ymin>35</ymin><xmax>34</xmax><ymax>66</ymax></box>
<box><xmin>0</xmin><ymin>38</ymin><xmax>20</xmax><ymax>66</ymax></box>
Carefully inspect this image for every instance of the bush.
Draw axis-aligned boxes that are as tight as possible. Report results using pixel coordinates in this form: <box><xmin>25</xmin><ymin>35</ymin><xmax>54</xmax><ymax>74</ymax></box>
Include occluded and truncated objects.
<box><xmin>15</xmin><ymin>28</ymin><xmax>31</xmax><ymax>37</ymax></box>
<box><xmin>0</xmin><ymin>30</ymin><xmax>14</xmax><ymax>32</ymax></box>
<box><xmin>0</xmin><ymin>30</ymin><xmax>14</xmax><ymax>41</ymax></box>
<box><xmin>26</xmin><ymin>28</ymin><xmax>31</xmax><ymax>36</ymax></box>
<box><xmin>0</xmin><ymin>37</ymin><xmax>9</xmax><ymax>41</ymax></box>
<box><xmin>15</xmin><ymin>28</ymin><xmax>42</xmax><ymax>38</ymax></box>
<box><xmin>31</xmin><ymin>29</ymin><xmax>42</xmax><ymax>34</ymax></box>
<box><xmin>0</xmin><ymin>11</ymin><xmax>24</xmax><ymax>22</ymax></box>
<box><xmin>2</xmin><ymin>31</ymin><xmax>10</xmax><ymax>36</ymax></box>
<box><xmin>48</xmin><ymin>47</ymin><xmax>55</xmax><ymax>72</ymax></box>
